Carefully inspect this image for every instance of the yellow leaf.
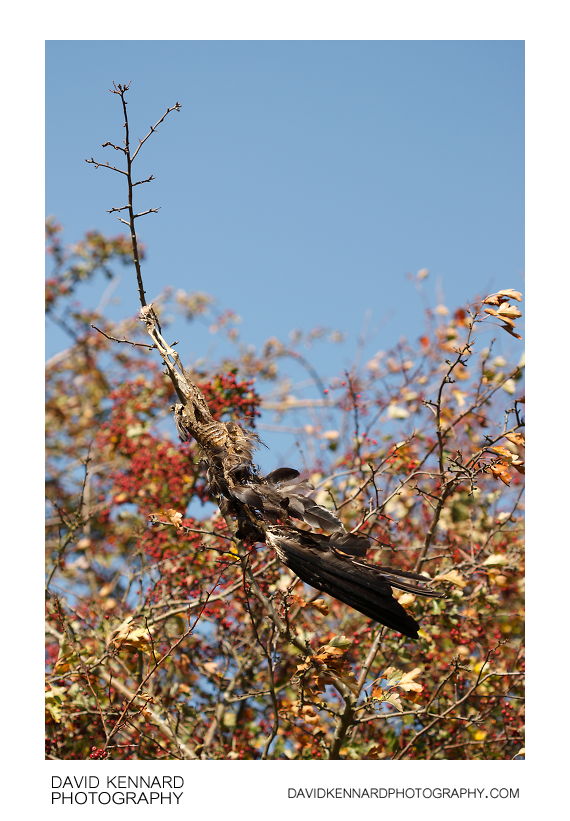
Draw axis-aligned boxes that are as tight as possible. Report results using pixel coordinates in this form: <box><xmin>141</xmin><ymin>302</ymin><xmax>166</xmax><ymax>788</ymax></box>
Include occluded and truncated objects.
<box><xmin>451</xmin><ymin>389</ymin><xmax>467</xmax><ymax>407</ymax></box>
<box><xmin>483</xmin><ymin>553</ymin><xmax>509</xmax><ymax>567</ymax></box>
<box><xmin>473</xmin><ymin>729</ymin><xmax>487</xmax><ymax>741</ymax></box>
<box><xmin>387</xmin><ymin>404</ymin><xmax>409</xmax><ymax>420</ymax></box>
<box><xmin>45</xmin><ymin>686</ymin><xmax>66</xmax><ymax>723</ymax></box>
<box><xmin>396</xmin><ymin>592</ymin><xmax>416</xmax><ymax>607</ymax></box>
<box><xmin>327</xmin><ymin>635</ymin><xmax>352</xmax><ymax>649</ymax></box>
<box><xmin>433</xmin><ymin>569</ymin><xmax>467</xmax><ymax>588</ymax></box>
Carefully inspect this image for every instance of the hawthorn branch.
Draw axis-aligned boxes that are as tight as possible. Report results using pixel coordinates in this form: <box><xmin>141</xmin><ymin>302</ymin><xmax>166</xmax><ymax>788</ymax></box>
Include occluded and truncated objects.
<box><xmin>91</xmin><ymin>324</ymin><xmax>156</xmax><ymax>350</ymax></box>
<box><xmin>328</xmin><ymin>626</ymin><xmax>385</xmax><ymax>759</ymax></box>
<box><xmin>86</xmin><ymin>82</ymin><xmax>180</xmax><ymax>312</ymax></box>
<box><xmin>105</xmin><ymin>571</ymin><xmax>223</xmax><ymax>750</ymax></box>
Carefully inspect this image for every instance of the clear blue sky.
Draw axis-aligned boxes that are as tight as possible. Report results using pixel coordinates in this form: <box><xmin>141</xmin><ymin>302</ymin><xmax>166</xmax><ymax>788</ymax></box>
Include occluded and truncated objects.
<box><xmin>46</xmin><ymin>40</ymin><xmax>523</xmax><ymax>383</ymax></box>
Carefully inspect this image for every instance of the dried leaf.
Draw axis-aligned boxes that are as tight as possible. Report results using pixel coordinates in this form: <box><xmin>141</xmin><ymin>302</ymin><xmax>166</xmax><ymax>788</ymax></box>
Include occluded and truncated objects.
<box><xmin>451</xmin><ymin>389</ymin><xmax>467</xmax><ymax>407</ymax></box>
<box><xmin>489</xmin><ymin>463</ymin><xmax>511</xmax><ymax>485</ymax></box>
<box><xmin>387</xmin><ymin>404</ymin><xmax>409</xmax><ymax>420</ymax></box>
<box><xmin>488</xmin><ymin>445</ymin><xmax>514</xmax><ymax>462</ymax></box>
<box><xmin>484</xmin><ymin>308</ymin><xmax>516</xmax><ymax>327</ymax></box>
<box><xmin>45</xmin><ymin>686</ymin><xmax>67</xmax><ymax>723</ymax></box>
<box><xmin>433</xmin><ymin>569</ymin><xmax>467</xmax><ymax>588</ymax></box>
<box><xmin>395</xmin><ymin>592</ymin><xmax>417</xmax><ymax>607</ymax></box>
<box><xmin>110</xmin><ymin>616</ymin><xmax>152</xmax><ymax>653</ymax></box>
<box><xmin>327</xmin><ymin>635</ymin><xmax>353</xmax><ymax>649</ymax></box>
<box><xmin>482</xmin><ymin>553</ymin><xmax>509</xmax><ymax>567</ymax></box>
<box><xmin>149</xmin><ymin>508</ymin><xmax>184</xmax><ymax>528</ymax></box>
<box><xmin>397</xmin><ymin>668</ymin><xmax>424</xmax><ymax>693</ymax></box>
<box><xmin>483</xmin><ymin>289</ymin><xmax>523</xmax><ymax>305</ymax></box>
<box><xmin>500</xmin><ymin>324</ymin><xmax>522</xmax><ymax>340</ymax></box>
<box><xmin>505</xmin><ymin>432</ymin><xmax>525</xmax><ymax>448</ymax></box>
<box><xmin>385</xmin><ymin>693</ymin><xmax>404</xmax><ymax>711</ymax></box>
<box><xmin>165</xmin><ymin>508</ymin><xmax>183</xmax><ymax>528</ymax></box>
<box><xmin>382</xmin><ymin>666</ymin><xmax>423</xmax><ymax>692</ymax></box>
<box><xmin>496</xmin><ymin>303</ymin><xmax>522</xmax><ymax>319</ymax></box>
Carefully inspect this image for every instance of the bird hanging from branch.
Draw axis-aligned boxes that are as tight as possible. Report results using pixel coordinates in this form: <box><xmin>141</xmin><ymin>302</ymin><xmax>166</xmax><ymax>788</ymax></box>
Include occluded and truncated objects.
<box><xmin>139</xmin><ymin>302</ymin><xmax>442</xmax><ymax>639</ymax></box>
<box><xmin>170</xmin><ymin>394</ymin><xmax>443</xmax><ymax>639</ymax></box>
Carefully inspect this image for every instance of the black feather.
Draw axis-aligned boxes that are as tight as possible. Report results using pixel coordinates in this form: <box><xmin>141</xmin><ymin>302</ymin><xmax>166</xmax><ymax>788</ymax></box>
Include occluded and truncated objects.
<box><xmin>266</xmin><ymin>526</ymin><xmax>443</xmax><ymax>638</ymax></box>
<box><xmin>265</xmin><ymin>467</ymin><xmax>301</xmax><ymax>484</ymax></box>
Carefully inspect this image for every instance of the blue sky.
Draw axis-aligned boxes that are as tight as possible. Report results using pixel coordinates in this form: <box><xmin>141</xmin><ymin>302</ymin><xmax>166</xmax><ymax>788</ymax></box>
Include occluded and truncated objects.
<box><xmin>46</xmin><ymin>40</ymin><xmax>523</xmax><ymax>391</ymax></box>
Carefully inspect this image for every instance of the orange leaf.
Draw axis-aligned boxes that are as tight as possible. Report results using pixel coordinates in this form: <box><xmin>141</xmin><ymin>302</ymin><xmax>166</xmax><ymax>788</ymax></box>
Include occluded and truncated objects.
<box><xmin>489</xmin><ymin>463</ymin><xmax>511</xmax><ymax>485</ymax></box>
<box><xmin>500</xmin><ymin>324</ymin><xmax>522</xmax><ymax>340</ymax></box>
<box><xmin>165</xmin><ymin>508</ymin><xmax>183</xmax><ymax>528</ymax></box>
<box><xmin>505</xmin><ymin>432</ymin><xmax>525</xmax><ymax>448</ymax></box>
<box><xmin>488</xmin><ymin>445</ymin><xmax>514</xmax><ymax>462</ymax></box>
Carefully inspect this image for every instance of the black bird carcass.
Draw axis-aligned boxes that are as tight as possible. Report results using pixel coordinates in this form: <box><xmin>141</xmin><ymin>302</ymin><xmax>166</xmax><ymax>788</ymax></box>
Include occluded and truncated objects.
<box><xmin>172</xmin><ymin>402</ymin><xmax>442</xmax><ymax>638</ymax></box>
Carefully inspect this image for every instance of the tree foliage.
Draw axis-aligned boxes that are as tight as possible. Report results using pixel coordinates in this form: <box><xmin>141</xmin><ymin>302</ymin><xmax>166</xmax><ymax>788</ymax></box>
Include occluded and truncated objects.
<box><xmin>45</xmin><ymin>86</ymin><xmax>524</xmax><ymax>761</ymax></box>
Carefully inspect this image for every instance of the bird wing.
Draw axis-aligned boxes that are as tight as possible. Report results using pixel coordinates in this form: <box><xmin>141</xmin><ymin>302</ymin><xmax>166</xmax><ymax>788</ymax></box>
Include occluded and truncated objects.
<box><xmin>267</xmin><ymin>527</ymin><xmax>442</xmax><ymax>638</ymax></box>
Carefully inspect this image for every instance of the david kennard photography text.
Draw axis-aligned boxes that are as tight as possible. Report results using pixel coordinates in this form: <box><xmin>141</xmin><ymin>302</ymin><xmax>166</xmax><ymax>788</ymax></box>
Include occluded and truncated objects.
<box><xmin>51</xmin><ymin>775</ymin><xmax>184</xmax><ymax>805</ymax></box>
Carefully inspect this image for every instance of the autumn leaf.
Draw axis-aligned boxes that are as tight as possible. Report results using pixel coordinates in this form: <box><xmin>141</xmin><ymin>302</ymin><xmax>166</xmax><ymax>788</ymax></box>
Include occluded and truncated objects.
<box><xmin>495</xmin><ymin>302</ymin><xmax>522</xmax><ymax>320</ymax></box>
<box><xmin>327</xmin><ymin>635</ymin><xmax>352</xmax><ymax>649</ymax></box>
<box><xmin>387</xmin><ymin>404</ymin><xmax>409</xmax><ymax>420</ymax></box>
<box><xmin>164</xmin><ymin>508</ymin><xmax>183</xmax><ymax>528</ymax></box>
<box><xmin>489</xmin><ymin>462</ymin><xmax>512</xmax><ymax>485</ymax></box>
<box><xmin>482</xmin><ymin>553</ymin><xmax>509</xmax><ymax>567</ymax></box>
<box><xmin>395</xmin><ymin>668</ymin><xmax>423</xmax><ymax>693</ymax></box>
<box><xmin>109</xmin><ymin>616</ymin><xmax>153</xmax><ymax>654</ymax></box>
<box><xmin>451</xmin><ymin>389</ymin><xmax>467</xmax><ymax>407</ymax></box>
<box><xmin>483</xmin><ymin>308</ymin><xmax>518</xmax><ymax>330</ymax></box>
<box><xmin>382</xmin><ymin>666</ymin><xmax>423</xmax><ymax>692</ymax></box>
<box><xmin>301</xmin><ymin>705</ymin><xmax>320</xmax><ymax>725</ymax></box>
<box><xmin>52</xmin><ymin>633</ymin><xmax>79</xmax><ymax>673</ymax></box>
<box><xmin>385</xmin><ymin>692</ymin><xmax>404</xmax><ymax>711</ymax></box>
<box><xmin>149</xmin><ymin>508</ymin><xmax>184</xmax><ymax>528</ymax></box>
<box><xmin>488</xmin><ymin>445</ymin><xmax>514</xmax><ymax>462</ymax></box>
<box><xmin>505</xmin><ymin>432</ymin><xmax>525</xmax><ymax>448</ymax></box>
<box><xmin>289</xmin><ymin>594</ymin><xmax>329</xmax><ymax>615</ymax></box>
<box><xmin>395</xmin><ymin>592</ymin><xmax>417</xmax><ymax>607</ymax></box>
<box><xmin>433</xmin><ymin>569</ymin><xmax>467</xmax><ymax>588</ymax></box>
<box><xmin>45</xmin><ymin>686</ymin><xmax>66</xmax><ymax>723</ymax></box>
<box><xmin>482</xmin><ymin>289</ymin><xmax>523</xmax><ymax>305</ymax></box>
<box><xmin>500</xmin><ymin>324</ymin><xmax>523</xmax><ymax>340</ymax></box>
